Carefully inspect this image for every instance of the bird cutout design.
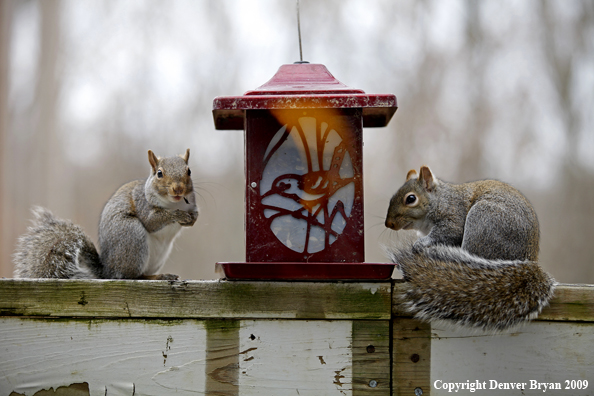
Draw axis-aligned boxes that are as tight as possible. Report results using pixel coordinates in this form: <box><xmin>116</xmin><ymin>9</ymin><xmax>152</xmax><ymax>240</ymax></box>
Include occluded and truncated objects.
<box><xmin>260</xmin><ymin>116</ymin><xmax>355</xmax><ymax>254</ymax></box>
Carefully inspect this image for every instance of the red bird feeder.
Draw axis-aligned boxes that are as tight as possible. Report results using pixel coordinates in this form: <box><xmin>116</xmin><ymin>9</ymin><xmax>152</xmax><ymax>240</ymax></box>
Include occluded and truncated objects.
<box><xmin>213</xmin><ymin>63</ymin><xmax>397</xmax><ymax>280</ymax></box>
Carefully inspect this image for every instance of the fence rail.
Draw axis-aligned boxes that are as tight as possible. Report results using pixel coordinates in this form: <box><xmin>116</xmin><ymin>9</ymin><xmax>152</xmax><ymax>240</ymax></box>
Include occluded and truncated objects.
<box><xmin>1</xmin><ymin>279</ymin><xmax>592</xmax><ymax>395</ymax></box>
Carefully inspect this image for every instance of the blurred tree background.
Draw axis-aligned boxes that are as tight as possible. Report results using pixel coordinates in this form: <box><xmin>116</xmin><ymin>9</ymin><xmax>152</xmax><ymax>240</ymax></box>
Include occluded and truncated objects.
<box><xmin>1</xmin><ymin>0</ymin><xmax>593</xmax><ymax>282</ymax></box>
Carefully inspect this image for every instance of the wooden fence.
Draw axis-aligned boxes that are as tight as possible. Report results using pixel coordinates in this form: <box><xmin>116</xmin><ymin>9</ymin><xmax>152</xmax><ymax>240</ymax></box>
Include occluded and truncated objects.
<box><xmin>0</xmin><ymin>279</ymin><xmax>592</xmax><ymax>395</ymax></box>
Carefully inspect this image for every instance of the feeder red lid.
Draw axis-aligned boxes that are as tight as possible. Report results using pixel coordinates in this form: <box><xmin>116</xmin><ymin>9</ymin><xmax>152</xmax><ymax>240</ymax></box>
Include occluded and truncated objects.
<box><xmin>213</xmin><ymin>63</ymin><xmax>397</xmax><ymax>130</ymax></box>
<box><xmin>244</xmin><ymin>63</ymin><xmax>364</xmax><ymax>95</ymax></box>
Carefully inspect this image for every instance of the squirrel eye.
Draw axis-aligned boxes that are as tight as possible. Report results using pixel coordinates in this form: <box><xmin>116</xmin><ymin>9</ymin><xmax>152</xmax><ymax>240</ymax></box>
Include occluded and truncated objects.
<box><xmin>404</xmin><ymin>193</ymin><xmax>418</xmax><ymax>206</ymax></box>
<box><xmin>157</xmin><ymin>169</ymin><xmax>164</xmax><ymax>178</ymax></box>
<box><xmin>187</xmin><ymin>168</ymin><xmax>191</xmax><ymax>176</ymax></box>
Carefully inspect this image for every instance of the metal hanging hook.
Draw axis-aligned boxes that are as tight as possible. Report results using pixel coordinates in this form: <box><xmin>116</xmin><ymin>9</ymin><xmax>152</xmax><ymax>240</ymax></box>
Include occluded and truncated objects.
<box><xmin>295</xmin><ymin>0</ymin><xmax>308</xmax><ymax>64</ymax></box>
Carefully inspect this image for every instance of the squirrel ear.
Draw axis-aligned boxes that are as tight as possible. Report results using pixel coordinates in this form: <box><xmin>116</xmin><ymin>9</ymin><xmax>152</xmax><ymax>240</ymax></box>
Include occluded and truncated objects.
<box><xmin>148</xmin><ymin>150</ymin><xmax>159</xmax><ymax>174</ymax></box>
<box><xmin>419</xmin><ymin>166</ymin><xmax>438</xmax><ymax>191</ymax></box>
<box><xmin>406</xmin><ymin>169</ymin><xmax>418</xmax><ymax>181</ymax></box>
<box><xmin>181</xmin><ymin>148</ymin><xmax>190</xmax><ymax>164</ymax></box>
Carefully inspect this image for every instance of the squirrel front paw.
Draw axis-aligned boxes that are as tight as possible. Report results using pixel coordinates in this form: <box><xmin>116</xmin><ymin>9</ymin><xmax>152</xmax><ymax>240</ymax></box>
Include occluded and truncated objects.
<box><xmin>177</xmin><ymin>209</ymin><xmax>198</xmax><ymax>227</ymax></box>
<box><xmin>172</xmin><ymin>209</ymin><xmax>198</xmax><ymax>227</ymax></box>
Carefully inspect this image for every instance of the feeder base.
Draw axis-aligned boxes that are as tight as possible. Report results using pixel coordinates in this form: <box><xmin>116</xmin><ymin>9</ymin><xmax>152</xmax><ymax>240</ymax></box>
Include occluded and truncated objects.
<box><xmin>215</xmin><ymin>262</ymin><xmax>395</xmax><ymax>281</ymax></box>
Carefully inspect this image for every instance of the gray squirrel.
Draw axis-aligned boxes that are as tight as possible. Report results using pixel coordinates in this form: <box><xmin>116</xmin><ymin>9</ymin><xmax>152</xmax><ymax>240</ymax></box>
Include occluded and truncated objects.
<box><xmin>13</xmin><ymin>149</ymin><xmax>198</xmax><ymax>280</ymax></box>
<box><xmin>385</xmin><ymin>166</ymin><xmax>556</xmax><ymax>331</ymax></box>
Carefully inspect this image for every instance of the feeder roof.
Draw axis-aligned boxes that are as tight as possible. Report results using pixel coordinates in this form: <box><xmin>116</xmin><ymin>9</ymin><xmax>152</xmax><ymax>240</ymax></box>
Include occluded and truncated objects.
<box><xmin>212</xmin><ymin>63</ymin><xmax>397</xmax><ymax>130</ymax></box>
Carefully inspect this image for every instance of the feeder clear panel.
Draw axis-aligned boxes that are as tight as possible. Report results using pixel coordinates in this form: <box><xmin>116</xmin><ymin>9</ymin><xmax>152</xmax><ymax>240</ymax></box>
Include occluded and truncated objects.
<box><xmin>260</xmin><ymin>116</ymin><xmax>355</xmax><ymax>254</ymax></box>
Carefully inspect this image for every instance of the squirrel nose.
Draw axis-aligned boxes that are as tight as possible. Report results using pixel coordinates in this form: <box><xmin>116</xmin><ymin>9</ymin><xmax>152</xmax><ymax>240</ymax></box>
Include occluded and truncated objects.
<box><xmin>173</xmin><ymin>185</ymin><xmax>185</xmax><ymax>196</ymax></box>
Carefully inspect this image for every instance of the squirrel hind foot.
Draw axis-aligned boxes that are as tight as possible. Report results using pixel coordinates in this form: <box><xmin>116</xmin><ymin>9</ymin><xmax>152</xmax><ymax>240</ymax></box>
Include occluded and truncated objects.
<box><xmin>138</xmin><ymin>273</ymin><xmax>179</xmax><ymax>280</ymax></box>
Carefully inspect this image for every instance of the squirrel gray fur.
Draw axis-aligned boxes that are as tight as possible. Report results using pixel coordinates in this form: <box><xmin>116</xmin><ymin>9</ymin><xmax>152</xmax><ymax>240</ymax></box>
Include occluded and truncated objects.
<box><xmin>13</xmin><ymin>149</ymin><xmax>198</xmax><ymax>280</ymax></box>
<box><xmin>385</xmin><ymin>166</ymin><xmax>556</xmax><ymax>331</ymax></box>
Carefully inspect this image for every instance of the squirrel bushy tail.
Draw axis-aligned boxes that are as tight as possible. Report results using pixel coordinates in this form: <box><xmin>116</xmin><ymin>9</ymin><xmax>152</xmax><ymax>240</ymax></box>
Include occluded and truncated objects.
<box><xmin>13</xmin><ymin>207</ymin><xmax>101</xmax><ymax>279</ymax></box>
<box><xmin>388</xmin><ymin>243</ymin><xmax>557</xmax><ymax>331</ymax></box>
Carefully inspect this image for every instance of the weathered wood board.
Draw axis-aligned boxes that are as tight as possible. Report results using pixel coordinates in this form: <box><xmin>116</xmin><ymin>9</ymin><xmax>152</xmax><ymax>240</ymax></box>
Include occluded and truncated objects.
<box><xmin>0</xmin><ymin>318</ymin><xmax>390</xmax><ymax>396</ymax></box>
<box><xmin>1</xmin><ymin>318</ymin><xmax>208</xmax><ymax>395</ymax></box>
<box><xmin>1</xmin><ymin>279</ymin><xmax>593</xmax><ymax>395</ymax></box>
<box><xmin>0</xmin><ymin>279</ymin><xmax>392</xmax><ymax>320</ymax></box>
<box><xmin>430</xmin><ymin>321</ymin><xmax>594</xmax><ymax>395</ymax></box>
<box><xmin>392</xmin><ymin>281</ymin><xmax>594</xmax><ymax>396</ymax></box>
<box><xmin>0</xmin><ymin>280</ymin><xmax>392</xmax><ymax>395</ymax></box>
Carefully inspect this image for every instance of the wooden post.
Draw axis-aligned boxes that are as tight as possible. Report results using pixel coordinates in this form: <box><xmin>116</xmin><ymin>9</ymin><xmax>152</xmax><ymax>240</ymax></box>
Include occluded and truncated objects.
<box><xmin>205</xmin><ymin>319</ymin><xmax>240</xmax><ymax>395</ymax></box>
<box><xmin>352</xmin><ymin>320</ymin><xmax>391</xmax><ymax>395</ymax></box>
<box><xmin>392</xmin><ymin>281</ymin><xmax>432</xmax><ymax>396</ymax></box>
<box><xmin>392</xmin><ymin>318</ymin><xmax>431</xmax><ymax>396</ymax></box>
